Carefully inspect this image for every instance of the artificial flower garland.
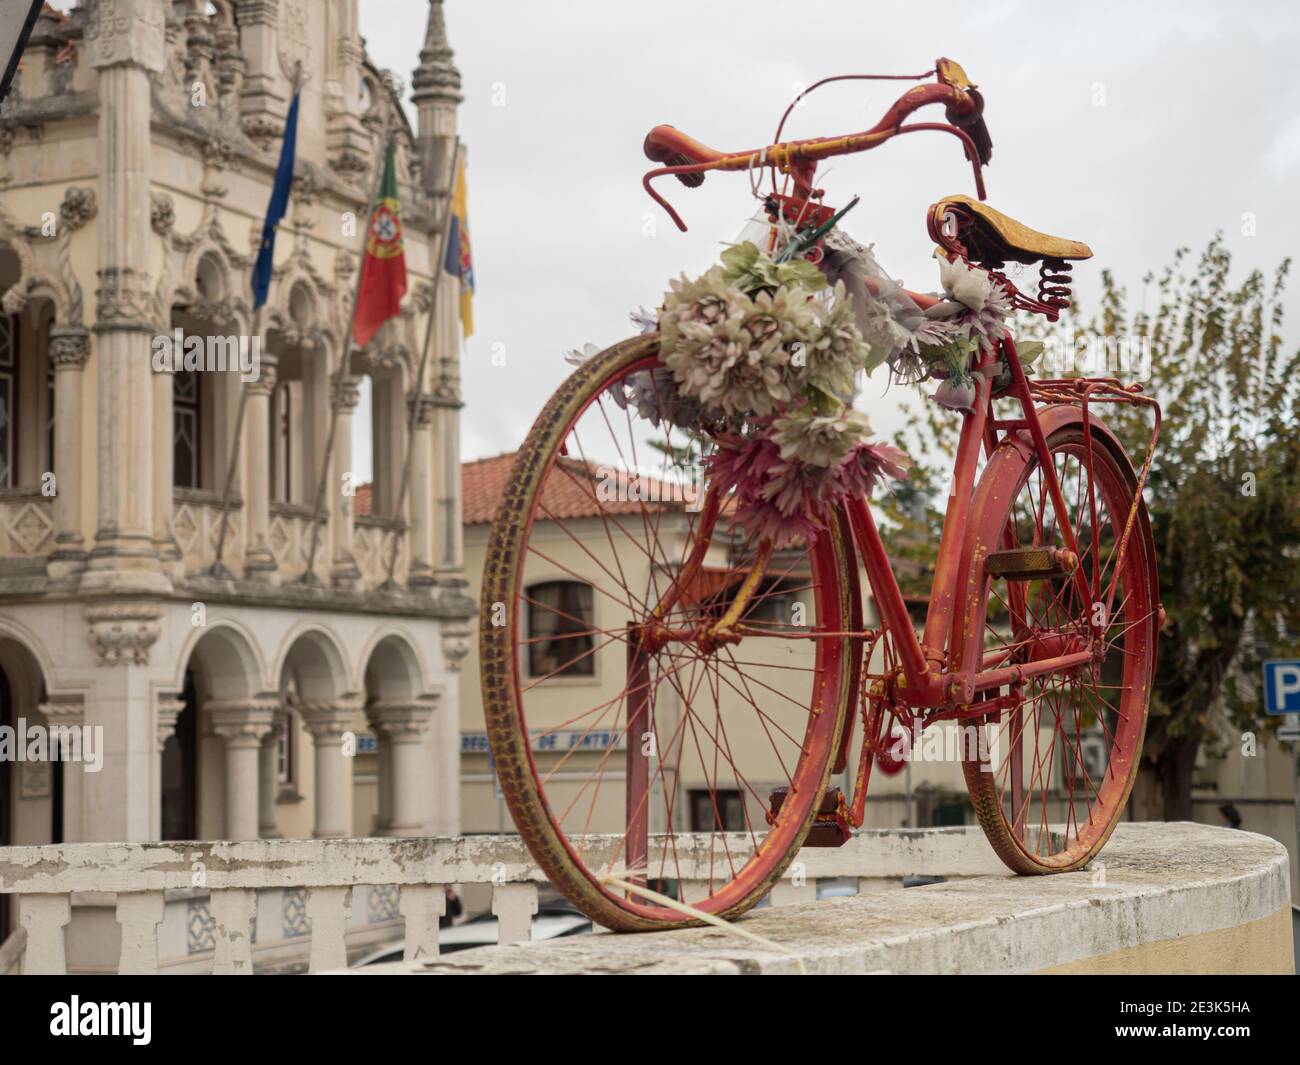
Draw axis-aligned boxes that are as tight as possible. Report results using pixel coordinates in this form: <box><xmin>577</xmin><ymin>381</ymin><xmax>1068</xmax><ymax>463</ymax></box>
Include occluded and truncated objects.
<box><xmin>586</xmin><ymin>234</ymin><xmax>1041</xmax><ymax>547</ymax></box>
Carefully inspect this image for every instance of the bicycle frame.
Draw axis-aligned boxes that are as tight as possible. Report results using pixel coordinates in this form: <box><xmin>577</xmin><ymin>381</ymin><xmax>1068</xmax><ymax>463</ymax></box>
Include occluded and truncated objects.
<box><xmin>843</xmin><ymin>334</ymin><xmax>1095</xmax><ymax>713</ymax></box>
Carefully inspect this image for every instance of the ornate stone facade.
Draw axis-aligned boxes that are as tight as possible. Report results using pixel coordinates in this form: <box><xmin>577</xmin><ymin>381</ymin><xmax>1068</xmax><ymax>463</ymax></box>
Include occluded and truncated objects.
<box><xmin>0</xmin><ymin>2</ymin><xmax>472</xmax><ymax>860</ymax></box>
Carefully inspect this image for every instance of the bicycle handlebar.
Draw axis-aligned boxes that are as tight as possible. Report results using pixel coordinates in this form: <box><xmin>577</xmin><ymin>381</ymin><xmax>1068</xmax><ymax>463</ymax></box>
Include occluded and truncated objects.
<box><xmin>642</xmin><ymin>58</ymin><xmax>992</xmax><ymax>232</ymax></box>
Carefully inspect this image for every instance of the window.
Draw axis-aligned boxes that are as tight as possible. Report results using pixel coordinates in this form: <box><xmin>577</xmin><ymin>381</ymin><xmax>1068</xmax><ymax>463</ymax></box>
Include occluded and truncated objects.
<box><xmin>45</xmin><ymin>353</ymin><xmax>54</xmax><ymax>478</ymax></box>
<box><xmin>527</xmin><ymin>580</ymin><xmax>595</xmax><ymax>678</ymax></box>
<box><xmin>277</xmin><ymin>709</ymin><xmax>296</xmax><ymax>786</ymax></box>
<box><xmin>173</xmin><ymin>370</ymin><xmax>200</xmax><ymax>489</ymax></box>
<box><xmin>0</xmin><ymin>314</ymin><xmax>16</xmax><ymax>488</ymax></box>
<box><xmin>689</xmin><ymin>789</ymin><xmax>746</xmax><ymax>833</ymax></box>
<box><xmin>270</xmin><ymin>380</ymin><xmax>292</xmax><ymax>502</ymax></box>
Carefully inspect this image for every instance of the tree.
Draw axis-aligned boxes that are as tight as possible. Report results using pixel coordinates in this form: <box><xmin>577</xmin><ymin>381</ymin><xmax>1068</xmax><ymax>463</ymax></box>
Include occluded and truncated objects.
<box><xmin>1089</xmin><ymin>237</ymin><xmax>1300</xmax><ymax>819</ymax></box>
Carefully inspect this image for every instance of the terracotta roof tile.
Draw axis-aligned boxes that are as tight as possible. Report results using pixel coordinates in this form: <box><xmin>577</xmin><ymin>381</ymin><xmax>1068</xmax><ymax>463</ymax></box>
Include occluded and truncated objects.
<box><xmin>463</xmin><ymin>451</ymin><xmax>682</xmax><ymax>526</ymax></box>
<box><xmin>354</xmin><ymin>482</ymin><xmax>372</xmax><ymax>517</ymax></box>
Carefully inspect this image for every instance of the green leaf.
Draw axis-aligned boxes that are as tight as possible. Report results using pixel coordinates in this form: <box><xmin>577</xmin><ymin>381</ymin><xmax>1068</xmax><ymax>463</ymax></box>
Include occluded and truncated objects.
<box><xmin>1015</xmin><ymin>340</ymin><xmax>1045</xmax><ymax>366</ymax></box>
<box><xmin>776</xmin><ymin>259</ymin><xmax>828</xmax><ymax>291</ymax></box>
<box><xmin>720</xmin><ymin>241</ymin><xmax>759</xmax><ymax>275</ymax></box>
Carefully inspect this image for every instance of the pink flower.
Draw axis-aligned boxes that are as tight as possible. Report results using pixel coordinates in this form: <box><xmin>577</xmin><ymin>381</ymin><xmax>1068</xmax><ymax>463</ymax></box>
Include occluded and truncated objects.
<box><xmin>706</xmin><ymin>429</ymin><xmax>909</xmax><ymax>549</ymax></box>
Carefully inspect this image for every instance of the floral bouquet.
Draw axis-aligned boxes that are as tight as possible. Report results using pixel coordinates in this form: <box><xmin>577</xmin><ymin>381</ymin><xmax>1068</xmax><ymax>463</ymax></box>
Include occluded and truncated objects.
<box><xmin>651</xmin><ymin>241</ymin><xmax>909</xmax><ymax>547</ymax></box>
<box><xmin>592</xmin><ymin>232</ymin><xmax>1040</xmax><ymax>548</ymax></box>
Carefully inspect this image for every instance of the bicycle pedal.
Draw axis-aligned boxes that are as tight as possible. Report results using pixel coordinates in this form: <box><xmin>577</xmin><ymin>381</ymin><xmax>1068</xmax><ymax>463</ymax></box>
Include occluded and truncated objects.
<box><xmin>769</xmin><ymin>786</ymin><xmax>852</xmax><ymax>848</ymax></box>
<box><xmin>985</xmin><ymin>547</ymin><xmax>1078</xmax><ymax>581</ymax></box>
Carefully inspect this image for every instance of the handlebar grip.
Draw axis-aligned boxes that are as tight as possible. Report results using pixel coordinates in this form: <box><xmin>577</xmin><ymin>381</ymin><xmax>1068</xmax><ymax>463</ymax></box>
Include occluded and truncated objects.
<box><xmin>945</xmin><ymin>88</ymin><xmax>992</xmax><ymax>166</ymax></box>
<box><xmin>644</xmin><ymin>125</ymin><xmax>716</xmax><ymax>187</ymax></box>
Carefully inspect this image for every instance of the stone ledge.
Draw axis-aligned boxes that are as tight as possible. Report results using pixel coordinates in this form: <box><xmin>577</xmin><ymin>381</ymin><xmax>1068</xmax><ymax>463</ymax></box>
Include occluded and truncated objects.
<box><xmin>369</xmin><ymin>823</ymin><xmax>1293</xmax><ymax>975</ymax></box>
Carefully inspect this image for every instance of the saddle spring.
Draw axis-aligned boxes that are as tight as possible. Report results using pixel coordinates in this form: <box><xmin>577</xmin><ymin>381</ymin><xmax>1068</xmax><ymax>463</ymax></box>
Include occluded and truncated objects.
<box><xmin>1038</xmin><ymin>258</ymin><xmax>1073</xmax><ymax>312</ymax></box>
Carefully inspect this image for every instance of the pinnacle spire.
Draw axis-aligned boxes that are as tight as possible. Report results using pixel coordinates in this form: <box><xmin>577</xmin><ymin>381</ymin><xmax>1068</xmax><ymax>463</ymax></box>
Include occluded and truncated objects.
<box><xmin>411</xmin><ymin>0</ymin><xmax>462</xmax><ymax>106</ymax></box>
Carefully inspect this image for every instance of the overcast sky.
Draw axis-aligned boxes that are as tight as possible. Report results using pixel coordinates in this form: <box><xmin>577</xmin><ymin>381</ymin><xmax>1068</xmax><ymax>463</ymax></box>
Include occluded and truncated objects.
<box><xmin>44</xmin><ymin>1</ymin><xmax>1299</xmax><ymax>460</ymax></box>
<box><xmin>356</xmin><ymin>0</ymin><xmax>1300</xmax><ymax>460</ymax></box>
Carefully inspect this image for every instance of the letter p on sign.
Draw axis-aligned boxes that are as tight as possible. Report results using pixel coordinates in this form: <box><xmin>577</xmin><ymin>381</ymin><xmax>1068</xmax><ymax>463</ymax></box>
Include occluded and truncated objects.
<box><xmin>1263</xmin><ymin>660</ymin><xmax>1300</xmax><ymax>715</ymax></box>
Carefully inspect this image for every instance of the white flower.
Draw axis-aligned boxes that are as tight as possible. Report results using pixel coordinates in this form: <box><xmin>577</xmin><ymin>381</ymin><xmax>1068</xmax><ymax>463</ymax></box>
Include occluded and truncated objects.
<box><xmin>629</xmin><ymin>306</ymin><xmax>658</xmax><ymax>334</ymax></box>
<box><xmin>564</xmin><ymin>342</ymin><xmax>601</xmax><ymax>366</ymax></box>
<box><xmin>936</xmin><ymin>253</ymin><xmax>994</xmax><ymax>312</ymax></box>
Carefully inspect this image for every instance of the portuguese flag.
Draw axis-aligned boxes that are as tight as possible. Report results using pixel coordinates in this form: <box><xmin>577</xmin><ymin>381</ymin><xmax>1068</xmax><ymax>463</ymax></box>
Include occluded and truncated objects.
<box><xmin>353</xmin><ymin>138</ymin><xmax>408</xmax><ymax>348</ymax></box>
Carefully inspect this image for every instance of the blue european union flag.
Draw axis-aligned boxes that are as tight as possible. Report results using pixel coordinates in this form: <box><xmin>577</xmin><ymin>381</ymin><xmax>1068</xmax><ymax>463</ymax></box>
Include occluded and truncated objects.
<box><xmin>251</xmin><ymin>92</ymin><xmax>301</xmax><ymax>309</ymax></box>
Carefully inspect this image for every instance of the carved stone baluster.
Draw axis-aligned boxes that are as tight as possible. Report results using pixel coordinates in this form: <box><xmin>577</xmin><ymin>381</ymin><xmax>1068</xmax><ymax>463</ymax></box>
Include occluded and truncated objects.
<box><xmin>491</xmin><ymin>882</ymin><xmax>538</xmax><ymax>946</ymax></box>
<box><xmin>18</xmin><ymin>894</ymin><xmax>71</xmax><ymax>975</ymax></box>
<box><xmin>115</xmin><ymin>891</ymin><xmax>165</xmax><ymax>975</ymax></box>
<box><xmin>305</xmin><ymin>886</ymin><xmax>352</xmax><ymax>972</ymax></box>
<box><xmin>210</xmin><ymin>887</ymin><xmax>256</xmax><ymax>974</ymax></box>
<box><xmin>398</xmin><ymin>883</ymin><xmax>445</xmax><ymax>962</ymax></box>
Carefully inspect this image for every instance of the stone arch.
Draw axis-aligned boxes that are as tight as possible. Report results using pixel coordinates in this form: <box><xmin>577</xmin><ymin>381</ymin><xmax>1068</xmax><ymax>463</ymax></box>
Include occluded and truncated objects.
<box><xmin>0</xmin><ymin>614</ymin><xmax>57</xmax><ymax>687</ymax></box>
<box><xmin>276</xmin><ymin>623</ymin><xmax>353</xmax><ymax>701</ymax></box>
<box><xmin>169</xmin><ymin>622</ymin><xmax>271</xmax><ymax>841</ymax></box>
<box><xmin>174</xmin><ymin>619</ymin><xmax>269</xmax><ymax>700</ymax></box>
<box><xmin>0</xmin><ymin>213</ymin><xmax>80</xmax><ymax>327</ymax></box>
<box><xmin>0</xmin><ymin>630</ymin><xmax>56</xmax><ymax>932</ymax></box>
<box><xmin>358</xmin><ymin>628</ymin><xmax>439</xmax><ymax>839</ymax></box>
<box><xmin>360</xmin><ymin>628</ymin><xmax>429</xmax><ymax>702</ymax></box>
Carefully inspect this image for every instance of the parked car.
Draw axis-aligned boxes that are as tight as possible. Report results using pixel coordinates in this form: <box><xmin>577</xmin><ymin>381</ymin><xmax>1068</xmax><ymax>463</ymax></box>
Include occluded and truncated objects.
<box><xmin>350</xmin><ymin>903</ymin><xmax>593</xmax><ymax>966</ymax></box>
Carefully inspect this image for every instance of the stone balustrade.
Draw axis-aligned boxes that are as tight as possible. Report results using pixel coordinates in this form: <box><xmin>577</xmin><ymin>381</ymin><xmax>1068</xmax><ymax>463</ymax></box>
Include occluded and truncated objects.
<box><xmin>0</xmin><ymin>830</ymin><xmax>1008</xmax><ymax>975</ymax></box>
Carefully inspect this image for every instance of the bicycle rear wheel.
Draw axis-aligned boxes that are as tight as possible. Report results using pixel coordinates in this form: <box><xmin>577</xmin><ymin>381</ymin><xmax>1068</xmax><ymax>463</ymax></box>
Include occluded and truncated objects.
<box><xmin>962</xmin><ymin>419</ymin><xmax>1158</xmax><ymax>873</ymax></box>
<box><xmin>480</xmin><ymin>337</ymin><xmax>856</xmax><ymax>930</ymax></box>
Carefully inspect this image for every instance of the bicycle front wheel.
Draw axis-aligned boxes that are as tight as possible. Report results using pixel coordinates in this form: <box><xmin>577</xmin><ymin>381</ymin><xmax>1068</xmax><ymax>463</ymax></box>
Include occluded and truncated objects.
<box><xmin>480</xmin><ymin>337</ymin><xmax>856</xmax><ymax>931</ymax></box>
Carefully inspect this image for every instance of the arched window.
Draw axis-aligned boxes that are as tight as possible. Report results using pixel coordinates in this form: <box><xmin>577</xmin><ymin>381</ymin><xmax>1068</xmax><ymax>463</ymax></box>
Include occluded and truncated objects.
<box><xmin>270</xmin><ymin>379</ymin><xmax>293</xmax><ymax>502</ymax></box>
<box><xmin>526</xmin><ymin>580</ymin><xmax>595</xmax><ymax>679</ymax></box>
<box><xmin>173</xmin><ymin>369</ymin><xmax>201</xmax><ymax>489</ymax></box>
<box><xmin>0</xmin><ymin>313</ymin><xmax>16</xmax><ymax>488</ymax></box>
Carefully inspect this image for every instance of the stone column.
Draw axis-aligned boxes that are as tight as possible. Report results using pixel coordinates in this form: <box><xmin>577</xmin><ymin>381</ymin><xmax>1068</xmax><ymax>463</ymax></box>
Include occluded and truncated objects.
<box><xmin>208</xmin><ymin>697</ymin><xmax>277</xmax><ymax>840</ymax></box>
<box><xmin>151</xmin><ymin>358</ymin><xmax>181</xmax><ymax>575</ymax></box>
<box><xmin>300</xmin><ymin>698</ymin><xmax>358</xmax><ymax>838</ymax></box>
<box><xmin>79</xmin><ymin>606</ymin><xmax>163</xmax><ymax>841</ymax></box>
<box><xmin>154</xmin><ymin>693</ymin><xmax>185</xmax><ymax>840</ymax></box>
<box><xmin>258</xmin><ymin>709</ymin><xmax>285</xmax><ymax>838</ymax></box>
<box><xmin>45</xmin><ymin>328</ymin><xmax>89</xmax><ymax>580</ymax></box>
<box><xmin>405</xmin><ymin>391</ymin><xmax>436</xmax><ymax>592</ymax></box>
<box><xmin>81</xmin><ymin>0</ymin><xmax>170</xmax><ymax>595</ymax></box>
<box><xmin>243</xmin><ymin>353</ymin><xmax>279</xmax><ymax>580</ymax></box>
<box><xmin>368</xmin><ymin>698</ymin><xmax>436</xmax><ymax>837</ymax></box>
<box><xmin>39</xmin><ymin>695</ymin><xmax>85</xmax><ymax>843</ymax></box>
<box><xmin>330</xmin><ymin>374</ymin><xmax>362</xmax><ymax>589</ymax></box>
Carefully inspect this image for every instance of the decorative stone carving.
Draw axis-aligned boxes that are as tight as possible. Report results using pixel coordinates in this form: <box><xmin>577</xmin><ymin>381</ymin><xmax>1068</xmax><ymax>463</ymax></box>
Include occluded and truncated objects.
<box><xmin>331</xmin><ymin>374</ymin><xmax>362</xmax><ymax>411</ymax></box>
<box><xmin>367</xmin><ymin>698</ymin><xmax>436</xmax><ymax>741</ymax></box>
<box><xmin>247</xmin><ymin>352</ymin><xmax>279</xmax><ymax>396</ymax></box>
<box><xmin>150</xmin><ymin>192</ymin><xmax>175</xmax><ymax>236</ymax></box>
<box><xmin>241</xmin><ymin>112</ymin><xmax>284</xmax><ymax>151</ymax></box>
<box><xmin>59</xmin><ymin>188</ymin><xmax>98</xmax><ymax>232</ymax></box>
<box><xmin>439</xmin><ymin>622</ymin><xmax>471</xmax><ymax>672</ymax></box>
<box><xmin>48</xmin><ymin>327</ymin><xmax>90</xmax><ymax>370</ymax></box>
<box><xmin>85</xmin><ymin>0</ymin><xmax>168</xmax><ymax>73</ymax></box>
<box><xmin>208</xmin><ymin>697</ymin><xmax>279</xmax><ymax>745</ymax></box>
<box><xmin>278</xmin><ymin>0</ymin><xmax>313</xmax><ymax>78</ymax></box>
<box><xmin>95</xmin><ymin>266</ymin><xmax>159</xmax><ymax>333</ymax></box>
<box><xmin>84</xmin><ymin>602</ymin><xmax>163</xmax><ymax>666</ymax></box>
<box><xmin>156</xmin><ymin>695</ymin><xmax>186</xmax><ymax>751</ymax></box>
<box><xmin>405</xmin><ymin>391</ymin><xmax>436</xmax><ymax>428</ymax></box>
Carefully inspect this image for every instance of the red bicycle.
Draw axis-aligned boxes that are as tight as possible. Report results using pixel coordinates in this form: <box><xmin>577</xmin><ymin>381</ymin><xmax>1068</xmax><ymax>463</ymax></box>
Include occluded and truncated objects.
<box><xmin>480</xmin><ymin>59</ymin><xmax>1162</xmax><ymax>931</ymax></box>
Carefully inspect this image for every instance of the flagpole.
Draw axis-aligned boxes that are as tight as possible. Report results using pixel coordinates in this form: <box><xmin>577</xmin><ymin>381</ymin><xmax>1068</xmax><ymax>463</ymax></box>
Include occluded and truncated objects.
<box><xmin>381</xmin><ymin>137</ymin><xmax>462</xmax><ymax>590</ymax></box>
<box><xmin>300</xmin><ymin>117</ymin><xmax>394</xmax><ymax>585</ymax></box>
<box><xmin>210</xmin><ymin>62</ymin><xmax>304</xmax><ymax>578</ymax></box>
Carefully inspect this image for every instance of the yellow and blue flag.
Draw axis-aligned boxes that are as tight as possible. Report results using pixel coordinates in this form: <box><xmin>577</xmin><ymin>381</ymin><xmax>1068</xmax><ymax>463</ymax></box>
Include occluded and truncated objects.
<box><xmin>443</xmin><ymin>157</ymin><xmax>474</xmax><ymax>337</ymax></box>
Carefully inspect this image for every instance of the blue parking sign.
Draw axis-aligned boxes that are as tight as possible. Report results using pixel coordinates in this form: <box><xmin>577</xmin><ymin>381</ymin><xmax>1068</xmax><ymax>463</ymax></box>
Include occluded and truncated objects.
<box><xmin>1262</xmin><ymin>660</ymin><xmax>1300</xmax><ymax>715</ymax></box>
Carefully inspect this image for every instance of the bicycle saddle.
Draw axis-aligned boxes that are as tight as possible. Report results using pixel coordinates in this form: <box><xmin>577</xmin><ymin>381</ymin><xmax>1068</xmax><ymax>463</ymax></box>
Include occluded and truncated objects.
<box><xmin>934</xmin><ymin>193</ymin><xmax>1092</xmax><ymax>265</ymax></box>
